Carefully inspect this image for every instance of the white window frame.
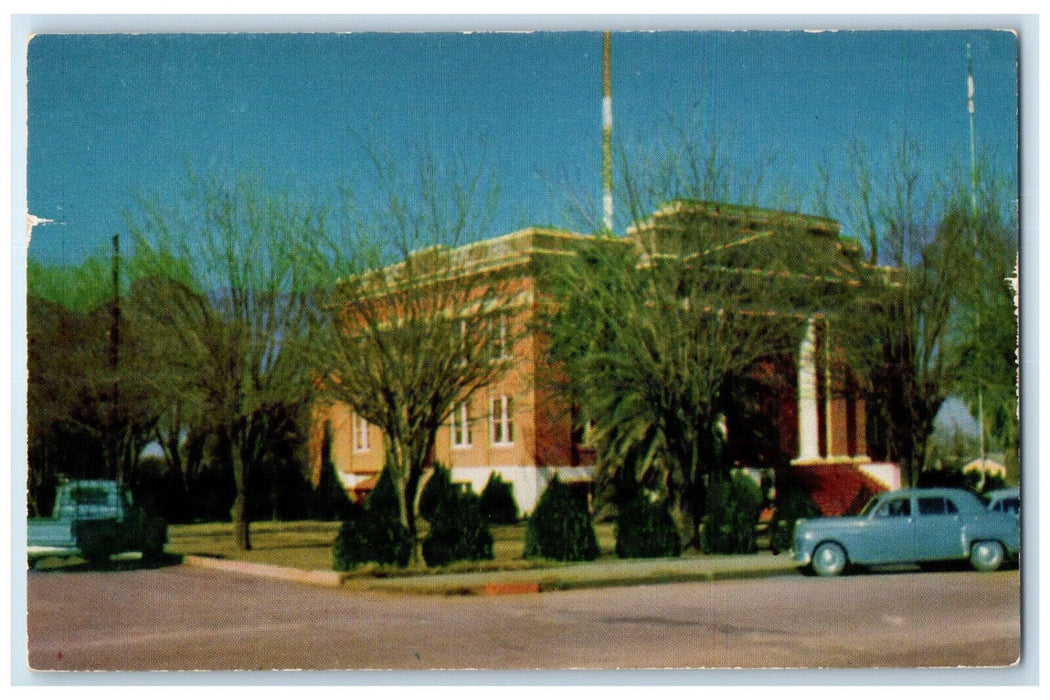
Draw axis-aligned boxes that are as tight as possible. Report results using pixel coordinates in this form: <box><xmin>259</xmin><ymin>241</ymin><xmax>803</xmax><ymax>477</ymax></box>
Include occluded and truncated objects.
<box><xmin>451</xmin><ymin>400</ymin><xmax>472</xmax><ymax>449</ymax></box>
<box><xmin>490</xmin><ymin>313</ymin><xmax>510</xmax><ymax>362</ymax></box>
<box><xmin>490</xmin><ymin>395</ymin><xmax>514</xmax><ymax>446</ymax></box>
<box><xmin>352</xmin><ymin>412</ymin><xmax>370</xmax><ymax>453</ymax></box>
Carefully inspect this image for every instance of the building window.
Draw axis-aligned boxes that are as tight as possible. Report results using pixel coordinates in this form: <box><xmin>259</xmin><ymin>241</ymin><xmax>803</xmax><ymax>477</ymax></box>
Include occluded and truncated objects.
<box><xmin>458</xmin><ymin>319</ymin><xmax>469</xmax><ymax>366</ymax></box>
<box><xmin>489</xmin><ymin>313</ymin><xmax>510</xmax><ymax>362</ymax></box>
<box><xmin>352</xmin><ymin>412</ymin><xmax>370</xmax><ymax>452</ymax></box>
<box><xmin>451</xmin><ymin>401</ymin><xmax>472</xmax><ymax>448</ymax></box>
<box><xmin>490</xmin><ymin>395</ymin><xmax>514</xmax><ymax>446</ymax></box>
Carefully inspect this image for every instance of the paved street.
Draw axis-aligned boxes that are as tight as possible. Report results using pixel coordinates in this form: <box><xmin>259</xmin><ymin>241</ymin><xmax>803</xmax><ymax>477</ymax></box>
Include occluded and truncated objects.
<box><xmin>26</xmin><ymin>563</ymin><xmax>1020</xmax><ymax>671</ymax></box>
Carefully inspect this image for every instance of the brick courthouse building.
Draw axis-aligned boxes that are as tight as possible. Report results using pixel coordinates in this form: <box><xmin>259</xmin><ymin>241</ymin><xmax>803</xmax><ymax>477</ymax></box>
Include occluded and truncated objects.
<box><xmin>310</xmin><ymin>201</ymin><xmax>899</xmax><ymax>516</ymax></box>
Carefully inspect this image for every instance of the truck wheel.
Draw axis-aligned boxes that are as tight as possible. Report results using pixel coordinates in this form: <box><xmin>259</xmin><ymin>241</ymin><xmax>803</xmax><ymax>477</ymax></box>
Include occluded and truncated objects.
<box><xmin>84</xmin><ymin>549</ymin><xmax>111</xmax><ymax>566</ymax></box>
<box><xmin>970</xmin><ymin>541</ymin><xmax>1005</xmax><ymax>572</ymax></box>
<box><xmin>81</xmin><ymin>536</ymin><xmax>113</xmax><ymax>567</ymax></box>
<box><xmin>811</xmin><ymin>542</ymin><xmax>848</xmax><ymax>577</ymax></box>
<box><xmin>142</xmin><ymin>541</ymin><xmax>164</xmax><ymax>563</ymax></box>
<box><xmin>85</xmin><ymin>553</ymin><xmax>110</xmax><ymax>566</ymax></box>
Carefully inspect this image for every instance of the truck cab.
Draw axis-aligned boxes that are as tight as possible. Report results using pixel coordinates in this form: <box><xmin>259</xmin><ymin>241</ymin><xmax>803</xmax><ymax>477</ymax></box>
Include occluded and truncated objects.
<box><xmin>28</xmin><ymin>480</ymin><xmax>167</xmax><ymax>567</ymax></box>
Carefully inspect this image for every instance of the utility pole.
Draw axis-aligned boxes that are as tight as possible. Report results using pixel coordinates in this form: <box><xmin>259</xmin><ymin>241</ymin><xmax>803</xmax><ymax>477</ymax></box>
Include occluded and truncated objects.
<box><xmin>602</xmin><ymin>31</ymin><xmax>613</xmax><ymax>233</ymax></box>
<box><xmin>109</xmin><ymin>233</ymin><xmax>121</xmax><ymax>483</ymax></box>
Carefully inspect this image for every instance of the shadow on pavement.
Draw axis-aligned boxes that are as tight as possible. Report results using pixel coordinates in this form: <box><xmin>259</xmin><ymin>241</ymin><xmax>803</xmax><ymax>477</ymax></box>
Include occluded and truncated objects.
<box><xmin>27</xmin><ymin>552</ymin><xmax>184</xmax><ymax>573</ymax></box>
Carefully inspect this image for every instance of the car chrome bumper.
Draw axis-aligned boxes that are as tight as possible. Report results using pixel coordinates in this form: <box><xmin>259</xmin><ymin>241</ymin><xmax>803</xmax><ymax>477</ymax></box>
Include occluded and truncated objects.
<box><xmin>27</xmin><ymin>545</ymin><xmax>80</xmax><ymax>559</ymax></box>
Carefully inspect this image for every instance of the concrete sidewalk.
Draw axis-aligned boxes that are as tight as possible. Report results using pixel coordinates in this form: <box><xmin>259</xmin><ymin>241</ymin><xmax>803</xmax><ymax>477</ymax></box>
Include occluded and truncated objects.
<box><xmin>182</xmin><ymin>551</ymin><xmax>799</xmax><ymax>595</ymax></box>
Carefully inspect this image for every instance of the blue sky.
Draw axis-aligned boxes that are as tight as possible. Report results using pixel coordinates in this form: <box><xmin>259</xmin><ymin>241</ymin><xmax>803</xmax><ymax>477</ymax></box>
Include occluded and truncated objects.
<box><xmin>26</xmin><ymin>30</ymin><xmax>1019</xmax><ymax>267</ymax></box>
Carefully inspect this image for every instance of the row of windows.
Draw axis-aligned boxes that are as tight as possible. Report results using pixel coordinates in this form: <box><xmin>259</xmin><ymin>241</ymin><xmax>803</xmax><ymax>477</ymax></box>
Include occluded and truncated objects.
<box><xmin>874</xmin><ymin>496</ymin><xmax>961</xmax><ymax>518</ymax></box>
<box><xmin>352</xmin><ymin>395</ymin><xmax>515</xmax><ymax>453</ymax></box>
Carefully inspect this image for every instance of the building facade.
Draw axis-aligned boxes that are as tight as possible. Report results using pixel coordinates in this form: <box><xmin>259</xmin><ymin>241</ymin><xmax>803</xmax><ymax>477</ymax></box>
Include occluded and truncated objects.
<box><xmin>309</xmin><ymin>227</ymin><xmax>596</xmax><ymax>513</ymax></box>
<box><xmin>310</xmin><ymin>203</ymin><xmax>897</xmax><ymax>515</ymax></box>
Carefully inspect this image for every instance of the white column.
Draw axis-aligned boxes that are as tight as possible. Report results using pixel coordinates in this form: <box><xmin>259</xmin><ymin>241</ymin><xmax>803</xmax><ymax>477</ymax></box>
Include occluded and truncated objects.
<box><xmin>797</xmin><ymin>317</ymin><xmax>821</xmax><ymax>461</ymax></box>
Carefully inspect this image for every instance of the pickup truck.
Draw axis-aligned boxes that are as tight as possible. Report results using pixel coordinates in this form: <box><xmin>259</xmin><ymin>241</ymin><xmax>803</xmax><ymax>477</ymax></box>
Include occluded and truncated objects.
<box><xmin>27</xmin><ymin>480</ymin><xmax>167</xmax><ymax>568</ymax></box>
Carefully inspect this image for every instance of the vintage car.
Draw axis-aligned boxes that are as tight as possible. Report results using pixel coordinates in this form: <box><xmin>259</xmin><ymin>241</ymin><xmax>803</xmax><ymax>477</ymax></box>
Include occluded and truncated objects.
<box><xmin>792</xmin><ymin>487</ymin><xmax>1019</xmax><ymax>576</ymax></box>
<box><xmin>985</xmin><ymin>487</ymin><xmax>1020</xmax><ymax>519</ymax></box>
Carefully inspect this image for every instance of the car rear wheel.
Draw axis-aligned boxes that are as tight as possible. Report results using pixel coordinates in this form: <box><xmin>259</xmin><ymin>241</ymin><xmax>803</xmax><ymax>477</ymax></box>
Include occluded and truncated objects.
<box><xmin>970</xmin><ymin>540</ymin><xmax>1005</xmax><ymax>572</ymax></box>
<box><xmin>811</xmin><ymin>542</ymin><xmax>848</xmax><ymax>577</ymax></box>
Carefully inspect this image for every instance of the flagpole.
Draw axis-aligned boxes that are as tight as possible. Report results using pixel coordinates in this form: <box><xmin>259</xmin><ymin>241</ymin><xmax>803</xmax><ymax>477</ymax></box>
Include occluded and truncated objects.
<box><xmin>968</xmin><ymin>41</ymin><xmax>987</xmax><ymax>468</ymax></box>
<box><xmin>602</xmin><ymin>31</ymin><xmax>613</xmax><ymax>233</ymax></box>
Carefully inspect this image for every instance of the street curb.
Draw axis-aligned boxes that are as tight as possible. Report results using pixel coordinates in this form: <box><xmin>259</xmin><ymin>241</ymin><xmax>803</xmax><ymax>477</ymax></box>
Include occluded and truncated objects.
<box><xmin>180</xmin><ymin>554</ymin><xmax>797</xmax><ymax>595</ymax></box>
<box><xmin>363</xmin><ymin>565</ymin><xmax>796</xmax><ymax>596</ymax></box>
<box><xmin>182</xmin><ymin>555</ymin><xmax>347</xmax><ymax>588</ymax></box>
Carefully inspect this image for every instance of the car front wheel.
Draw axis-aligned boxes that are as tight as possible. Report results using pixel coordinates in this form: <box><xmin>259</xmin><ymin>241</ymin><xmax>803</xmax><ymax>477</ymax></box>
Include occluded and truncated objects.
<box><xmin>811</xmin><ymin>542</ymin><xmax>848</xmax><ymax>577</ymax></box>
<box><xmin>970</xmin><ymin>540</ymin><xmax>1005</xmax><ymax>572</ymax></box>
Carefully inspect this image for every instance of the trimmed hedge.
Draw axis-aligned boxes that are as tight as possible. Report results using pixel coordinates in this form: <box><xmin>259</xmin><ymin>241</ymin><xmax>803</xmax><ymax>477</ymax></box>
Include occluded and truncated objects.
<box><xmin>701</xmin><ymin>471</ymin><xmax>764</xmax><ymax>554</ymax></box>
<box><xmin>480</xmin><ymin>472</ymin><xmax>519</xmax><ymax>524</ymax></box>
<box><xmin>767</xmin><ymin>481</ymin><xmax>821</xmax><ymax>554</ymax></box>
<box><xmin>615</xmin><ymin>493</ymin><xmax>682</xmax><ymax>559</ymax></box>
<box><xmin>524</xmin><ymin>476</ymin><xmax>599</xmax><ymax>562</ymax></box>
<box><xmin>332</xmin><ymin>467</ymin><xmax>412</xmax><ymax>570</ymax></box>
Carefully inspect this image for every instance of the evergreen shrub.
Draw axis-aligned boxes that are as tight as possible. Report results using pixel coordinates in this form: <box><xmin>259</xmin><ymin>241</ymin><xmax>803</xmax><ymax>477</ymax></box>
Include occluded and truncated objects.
<box><xmin>524</xmin><ymin>476</ymin><xmax>599</xmax><ymax>562</ymax></box>
<box><xmin>615</xmin><ymin>492</ymin><xmax>682</xmax><ymax>559</ymax></box>
<box><xmin>422</xmin><ymin>488</ymin><xmax>494</xmax><ymax>567</ymax></box>
<box><xmin>701</xmin><ymin>471</ymin><xmax>764</xmax><ymax>554</ymax></box>
<box><xmin>418</xmin><ymin>463</ymin><xmax>453</xmax><ymax>523</ymax></box>
<box><xmin>767</xmin><ymin>480</ymin><xmax>821</xmax><ymax>554</ymax></box>
<box><xmin>332</xmin><ymin>466</ymin><xmax>412</xmax><ymax>570</ymax></box>
<box><xmin>313</xmin><ymin>422</ymin><xmax>354</xmax><ymax>521</ymax></box>
<box><xmin>332</xmin><ymin>502</ymin><xmax>372</xmax><ymax>569</ymax></box>
<box><xmin>480</xmin><ymin>472</ymin><xmax>519</xmax><ymax>524</ymax></box>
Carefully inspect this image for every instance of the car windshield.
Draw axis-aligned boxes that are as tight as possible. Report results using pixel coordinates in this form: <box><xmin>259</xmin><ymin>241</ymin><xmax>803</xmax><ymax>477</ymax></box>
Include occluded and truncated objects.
<box><xmin>859</xmin><ymin>496</ymin><xmax>880</xmax><ymax>516</ymax></box>
<box><xmin>69</xmin><ymin>486</ymin><xmax>110</xmax><ymax>506</ymax></box>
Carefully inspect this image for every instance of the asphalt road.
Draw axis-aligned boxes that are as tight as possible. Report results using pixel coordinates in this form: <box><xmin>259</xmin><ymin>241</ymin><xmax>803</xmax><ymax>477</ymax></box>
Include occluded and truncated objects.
<box><xmin>26</xmin><ymin>562</ymin><xmax>1020</xmax><ymax>671</ymax></box>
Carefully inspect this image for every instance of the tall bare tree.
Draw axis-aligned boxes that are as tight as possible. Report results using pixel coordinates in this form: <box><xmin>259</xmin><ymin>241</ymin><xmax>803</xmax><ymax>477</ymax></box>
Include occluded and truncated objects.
<box><xmin>552</xmin><ymin>103</ymin><xmax>785</xmax><ymax>237</ymax></box>
<box><xmin>126</xmin><ymin>172</ymin><xmax>326</xmax><ymax>549</ymax></box>
<box><xmin>832</xmin><ymin>141</ymin><xmax>1009</xmax><ymax>487</ymax></box>
<box><xmin>309</xmin><ymin>142</ymin><xmax>517</xmax><ymax>561</ymax></box>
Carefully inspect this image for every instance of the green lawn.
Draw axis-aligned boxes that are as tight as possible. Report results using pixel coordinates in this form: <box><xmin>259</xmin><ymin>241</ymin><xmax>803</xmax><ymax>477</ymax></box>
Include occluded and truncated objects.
<box><xmin>166</xmin><ymin>519</ymin><xmax>623</xmax><ymax>575</ymax></box>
